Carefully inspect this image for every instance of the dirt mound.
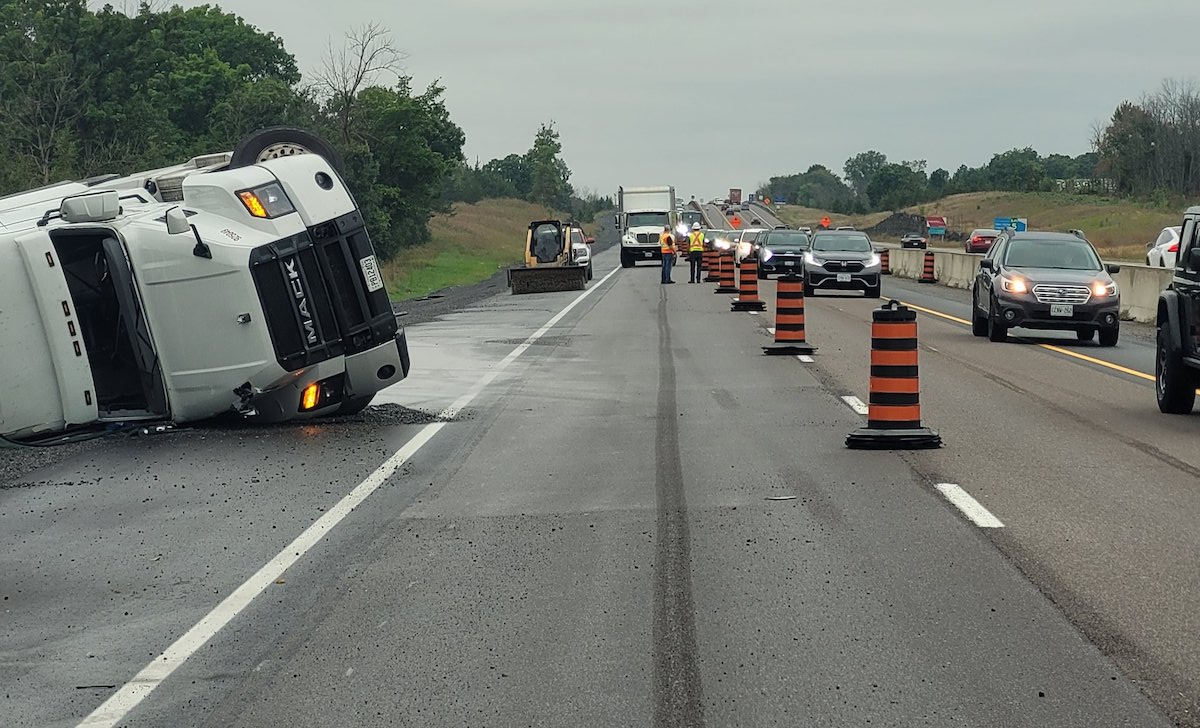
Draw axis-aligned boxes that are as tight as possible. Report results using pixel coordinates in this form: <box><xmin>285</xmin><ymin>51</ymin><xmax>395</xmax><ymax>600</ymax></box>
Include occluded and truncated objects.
<box><xmin>864</xmin><ymin>212</ymin><xmax>965</xmax><ymax>241</ymax></box>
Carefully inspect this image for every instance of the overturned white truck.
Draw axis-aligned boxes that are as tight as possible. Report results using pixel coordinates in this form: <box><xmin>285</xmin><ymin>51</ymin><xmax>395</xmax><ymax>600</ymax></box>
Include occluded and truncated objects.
<box><xmin>0</xmin><ymin>127</ymin><xmax>410</xmax><ymax>444</ymax></box>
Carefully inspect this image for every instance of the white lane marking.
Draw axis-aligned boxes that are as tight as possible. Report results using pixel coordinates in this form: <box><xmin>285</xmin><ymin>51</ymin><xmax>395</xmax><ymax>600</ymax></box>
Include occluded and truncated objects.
<box><xmin>797</xmin><ymin>355</ymin><xmax>814</xmax><ymax>363</ymax></box>
<box><xmin>768</xmin><ymin>327</ymin><xmax>776</xmax><ymax>334</ymax></box>
<box><xmin>935</xmin><ymin>483</ymin><xmax>1005</xmax><ymax>529</ymax></box>
<box><xmin>76</xmin><ymin>265</ymin><xmax>624</xmax><ymax>728</ymax></box>
<box><xmin>841</xmin><ymin>395</ymin><xmax>869</xmax><ymax>416</ymax></box>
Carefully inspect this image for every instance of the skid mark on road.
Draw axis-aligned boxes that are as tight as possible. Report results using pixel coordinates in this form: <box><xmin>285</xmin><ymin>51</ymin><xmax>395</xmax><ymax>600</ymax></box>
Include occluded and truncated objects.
<box><xmin>652</xmin><ymin>289</ymin><xmax>705</xmax><ymax>728</ymax></box>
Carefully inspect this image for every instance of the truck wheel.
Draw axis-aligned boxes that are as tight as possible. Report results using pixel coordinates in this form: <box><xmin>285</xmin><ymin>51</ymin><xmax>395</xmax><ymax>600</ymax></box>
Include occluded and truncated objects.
<box><xmin>229</xmin><ymin>126</ymin><xmax>345</xmax><ymax>172</ymax></box>
<box><xmin>620</xmin><ymin>251</ymin><xmax>633</xmax><ymax>268</ymax></box>
<box><xmin>1157</xmin><ymin>325</ymin><xmax>1195</xmax><ymax>413</ymax></box>
<box><xmin>587</xmin><ymin>263</ymin><xmax>594</xmax><ymax>281</ymax></box>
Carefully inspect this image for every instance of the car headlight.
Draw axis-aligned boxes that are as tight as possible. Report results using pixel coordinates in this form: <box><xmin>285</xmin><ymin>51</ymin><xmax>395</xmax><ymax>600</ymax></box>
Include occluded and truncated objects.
<box><xmin>804</xmin><ymin>252</ymin><xmax>823</xmax><ymax>266</ymax></box>
<box><xmin>1092</xmin><ymin>281</ymin><xmax>1118</xmax><ymax>297</ymax></box>
<box><xmin>1001</xmin><ymin>277</ymin><xmax>1028</xmax><ymax>294</ymax></box>
<box><xmin>867</xmin><ymin>253</ymin><xmax>880</xmax><ymax>267</ymax></box>
<box><xmin>761</xmin><ymin>248</ymin><xmax>773</xmax><ymax>262</ymax></box>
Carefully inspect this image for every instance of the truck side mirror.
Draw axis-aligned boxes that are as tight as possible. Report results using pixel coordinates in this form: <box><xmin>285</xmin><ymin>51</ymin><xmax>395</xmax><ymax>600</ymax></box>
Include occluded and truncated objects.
<box><xmin>585</xmin><ymin>237</ymin><xmax>595</xmax><ymax>245</ymax></box>
<box><xmin>613</xmin><ymin>215</ymin><xmax>620</xmax><ymax>228</ymax></box>
<box><xmin>165</xmin><ymin>207</ymin><xmax>189</xmax><ymax>235</ymax></box>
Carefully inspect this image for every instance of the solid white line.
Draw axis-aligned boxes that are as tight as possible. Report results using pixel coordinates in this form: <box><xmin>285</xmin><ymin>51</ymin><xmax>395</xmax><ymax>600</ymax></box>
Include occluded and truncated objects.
<box><xmin>76</xmin><ymin>265</ymin><xmax>624</xmax><ymax>728</ymax></box>
<box><xmin>797</xmin><ymin>355</ymin><xmax>814</xmax><ymax>363</ymax></box>
<box><xmin>841</xmin><ymin>395</ymin><xmax>869</xmax><ymax>415</ymax></box>
<box><xmin>935</xmin><ymin>483</ymin><xmax>1005</xmax><ymax>529</ymax></box>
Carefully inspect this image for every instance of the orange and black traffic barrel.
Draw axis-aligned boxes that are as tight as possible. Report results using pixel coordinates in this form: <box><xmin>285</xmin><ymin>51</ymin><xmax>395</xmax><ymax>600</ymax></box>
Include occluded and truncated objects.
<box><xmin>918</xmin><ymin>250</ymin><xmax>936</xmax><ymax>283</ymax></box>
<box><xmin>880</xmin><ymin>248</ymin><xmax>891</xmax><ymax>275</ymax></box>
<box><xmin>704</xmin><ymin>250</ymin><xmax>720</xmax><ymax>282</ymax></box>
<box><xmin>715</xmin><ymin>251</ymin><xmax>738</xmax><ymax>293</ymax></box>
<box><xmin>763</xmin><ymin>274</ymin><xmax>815</xmax><ymax>354</ymax></box>
<box><xmin>731</xmin><ymin>256</ymin><xmax>767</xmax><ymax>311</ymax></box>
<box><xmin>846</xmin><ymin>300</ymin><xmax>941</xmax><ymax>449</ymax></box>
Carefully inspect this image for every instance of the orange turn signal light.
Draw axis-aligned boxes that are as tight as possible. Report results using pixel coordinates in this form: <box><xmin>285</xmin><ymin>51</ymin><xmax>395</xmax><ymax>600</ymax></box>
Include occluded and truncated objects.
<box><xmin>238</xmin><ymin>191</ymin><xmax>269</xmax><ymax>218</ymax></box>
<box><xmin>300</xmin><ymin>383</ymin><xmax>320</xmax><ymax>411</ymax></box>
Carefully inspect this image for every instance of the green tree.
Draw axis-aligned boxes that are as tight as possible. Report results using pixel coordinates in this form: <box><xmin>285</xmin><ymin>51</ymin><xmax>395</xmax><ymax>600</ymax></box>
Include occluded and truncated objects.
<box><xmin>866</xmin><ymin>163</ymin><xmax>928</xmax><ymax>210</ymax></box>
<box><xmin>526</xmin><ymin>122</ymin><xmax>571</xmax><ymax>210</ymax></box>
<box><xmin>844</xmin><ymin>150</ymin><xmax>887</xmax><ymax>200</ymax></box>
<box><xmin>929</xmin><ymin>168</ymin><xmax>950</xmax><ymax>195</ymax></box>
<box><xmin>986</xmin><ymin>147</ymin><xmax>1049</xmax><ymax>192</ymax></box>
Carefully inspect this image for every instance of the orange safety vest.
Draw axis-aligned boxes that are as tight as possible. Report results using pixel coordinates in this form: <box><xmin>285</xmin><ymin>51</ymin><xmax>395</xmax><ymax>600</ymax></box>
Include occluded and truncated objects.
<box><xmin>688</xmin><ymin>231</ymin><xmax>704</xmax><ymax>252</ymax></box>
<box><xmin>660</xmin><ymin>231</ymin><xmax>676</xmax><ymax>254</ymax></box>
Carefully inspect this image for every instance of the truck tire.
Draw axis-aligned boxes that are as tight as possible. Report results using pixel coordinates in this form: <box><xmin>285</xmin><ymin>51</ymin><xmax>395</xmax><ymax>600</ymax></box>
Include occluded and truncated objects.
<box><xmin>229</xmin><ymin>126</ymin><xmax>345</xmax><ymax>172</ymax></box>
<box><xmin>1156</xmin><ymin>325</ymin><xmax>1195</xmax><ymax>413</ymax></box>
<box><xmin>620</xmin><ymin>251</ymin><xmax>633</xmax><ymax>268</ymax></box>
<box><xmin>587</xmin><ymin>262</ymin><xmax>594</xmax><ymax>281</ymax></box>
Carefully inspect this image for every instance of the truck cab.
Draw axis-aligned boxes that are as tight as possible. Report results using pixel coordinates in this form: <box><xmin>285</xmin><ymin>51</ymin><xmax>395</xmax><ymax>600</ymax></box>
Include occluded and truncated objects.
<box><xmin>0</xmin><ymin>128</ymin><xmax>410</xmax><ymax>444</ymax></box>
<box><xmin>1156</xmin><ymin>205</ymin><xmax>1200</xmax><ymax>413</ymax></box>
<box><xmin>616</xmin><ymin>185</ymin><xmax>676</xmax><ymax>269</ymax></box>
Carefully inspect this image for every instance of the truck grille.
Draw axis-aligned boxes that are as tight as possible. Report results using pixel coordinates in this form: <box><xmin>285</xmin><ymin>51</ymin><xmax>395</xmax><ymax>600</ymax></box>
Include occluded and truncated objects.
<box><xmin>250</xmin><ymin>210</ymin><xmax>397</xmax><ymax>372</ymax></box>
<box><xmin>635</xmin><ymin>233</ymin><xmax>653</xmax><ymax>244</ymax></box>
<box><xmin>1032</xmin><ymin>284</ymin><xmax>1091</xmax><ymax>305</ymax></box>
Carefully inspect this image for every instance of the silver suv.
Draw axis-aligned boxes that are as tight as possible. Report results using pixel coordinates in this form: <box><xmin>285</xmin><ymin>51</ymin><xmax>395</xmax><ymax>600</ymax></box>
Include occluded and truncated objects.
<box><xmin>802</xmin><ymin>230</ymin><xmax>882</xmax><ymax>297</ymax></box>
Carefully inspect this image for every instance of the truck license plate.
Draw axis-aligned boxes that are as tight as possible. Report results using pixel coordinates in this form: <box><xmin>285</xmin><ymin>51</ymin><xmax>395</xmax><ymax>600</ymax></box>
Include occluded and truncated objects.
<box><xmin>1050</xmin><ymin>304</ymin><xmax>1073</xmax><ymax>317</ymax></box>
<box><xmin>359</xmin><ymin>255</ymin><xmax>384</xmax><ymax>292</ymax></box>
<box><xmin>644</xmin><ymin>251</ymin><xmax>653</xmax><ymax>258</ymax></box>
<box><xmin>836</xmin><ymin>273</ymin><xmax>852</xmax><ymax>283</ymax></box>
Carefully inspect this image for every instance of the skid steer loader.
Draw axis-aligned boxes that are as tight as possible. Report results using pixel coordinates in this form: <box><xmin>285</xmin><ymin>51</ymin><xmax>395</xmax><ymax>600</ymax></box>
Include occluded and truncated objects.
<box><xmin>508</xmin><ymin>219</ymin><xmax>588</xmax><ymax>295</ymax></box>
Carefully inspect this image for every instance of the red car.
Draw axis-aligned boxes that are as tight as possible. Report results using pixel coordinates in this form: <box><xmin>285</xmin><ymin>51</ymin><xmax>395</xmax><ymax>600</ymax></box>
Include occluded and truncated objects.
<box><xmin>965</xmin><ymin>228</ymin><xmax>1001</xmax><ymax>253</ymax></box>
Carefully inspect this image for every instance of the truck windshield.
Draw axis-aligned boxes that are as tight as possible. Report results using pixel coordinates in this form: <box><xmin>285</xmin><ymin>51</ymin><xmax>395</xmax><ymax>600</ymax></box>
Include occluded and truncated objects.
<box><xmin>627</xmin><ymin>212</ymin><xmax>669</xmax><ymax>227</ymax></box>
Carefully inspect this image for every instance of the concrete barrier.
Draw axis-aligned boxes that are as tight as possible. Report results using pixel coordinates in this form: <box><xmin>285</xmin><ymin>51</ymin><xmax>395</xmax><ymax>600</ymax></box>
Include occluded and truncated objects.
<box><xmin>877</xmin><ymin>243</ymin><xmax>1172</xmax><ymax>323</ymax></box>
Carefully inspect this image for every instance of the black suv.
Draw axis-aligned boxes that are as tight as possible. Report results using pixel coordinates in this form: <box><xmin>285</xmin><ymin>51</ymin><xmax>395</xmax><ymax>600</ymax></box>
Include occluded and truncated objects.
<box><xmin>971</xmin><ymin>231</ymin><xmax>1121</xmax><ymax>345</ymax></box>
<box><xmin>1156</xmin><ymin>206</ymin><xmax>1200</xmax><ymax>413</ymax></box>
<box><xmin>756</xmin><ymin>229</ymin><xmax>811</xmax><ymax>278</ymax></box>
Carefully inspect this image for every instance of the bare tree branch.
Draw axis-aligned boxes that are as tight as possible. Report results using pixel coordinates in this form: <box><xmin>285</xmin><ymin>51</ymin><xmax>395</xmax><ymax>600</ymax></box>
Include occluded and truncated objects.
<box><xmin>312</xmin><ymin>23</ymin><xmax>406</xmax><ymax>145</ymax></box>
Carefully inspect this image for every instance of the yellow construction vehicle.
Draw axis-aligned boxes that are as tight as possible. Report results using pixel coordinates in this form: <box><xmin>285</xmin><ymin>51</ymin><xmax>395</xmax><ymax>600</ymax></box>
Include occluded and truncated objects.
<box><xmin>508</xmin><ymin>219</ymin><xmax>590</xmax><ymax>295</ymax></box>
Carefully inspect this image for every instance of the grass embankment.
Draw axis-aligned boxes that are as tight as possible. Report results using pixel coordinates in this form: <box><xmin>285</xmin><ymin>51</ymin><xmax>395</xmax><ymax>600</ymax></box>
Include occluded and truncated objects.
<box><xmin>382</xmin><ymin>198</ymin><xmax>554</xmax><ymax>300</ymax></box>
<box><xmin>776</xmin><ymin>192</ymin><xmax>1184</xmax><ymax>260</ymax></box>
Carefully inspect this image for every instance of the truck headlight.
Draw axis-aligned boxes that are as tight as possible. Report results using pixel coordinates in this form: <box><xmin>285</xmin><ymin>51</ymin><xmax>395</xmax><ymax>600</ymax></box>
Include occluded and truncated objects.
<box><xmin>237</xmin><ymin>182</ymin><xmax>296</xmax><ymax>219</ymax></box>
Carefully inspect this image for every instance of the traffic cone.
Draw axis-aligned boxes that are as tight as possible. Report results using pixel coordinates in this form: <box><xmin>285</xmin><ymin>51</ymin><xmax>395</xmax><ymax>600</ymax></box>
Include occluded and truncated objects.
<box><xmin>715</xmin><ymin>250</ymin><xmax>738</xmax><ymax>293</ymax></box>
<box><xmin>918</xmin><ymin>251</ymin><xmax>936</xmax><ymax>283</ymax></box>
<box><xmin>880</xmin><ymin>248</ymin><xmax>891</xmax><ymax>275</ymax></box>
<box><xmin>704</xmin><ymin>250</ymin><xmax>720</xmax><ymax>282</ymax></box>
<box><xmin>846</xmin><ymin>300</ymin><xmax>941</xmax><ymax>449</ymax></box>
<box><xmin>763</xmin><ymin>274</ymin><xmax>815</xmax><ymax>354</ymax></box>
<box><xmin>731</xmin><ymin>256</ymin><xmax>767</xmax><ymax>311</ymax></box>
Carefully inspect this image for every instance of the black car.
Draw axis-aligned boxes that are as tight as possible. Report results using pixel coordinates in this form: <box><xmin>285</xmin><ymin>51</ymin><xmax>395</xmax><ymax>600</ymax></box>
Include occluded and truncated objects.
<box><xmin>900</xmin><ymin>232</ymin><xmax>927</xmax><ymax>249</ymax></box>
<box><xmin>756</xmin><ymin>229</ymin><xmax>811</xmax><ymax>278</ymax></box>
<box><xmin>971</xmin><ymin>231</ymin><xmax>1121</xmax><ymax>345</ymax></box>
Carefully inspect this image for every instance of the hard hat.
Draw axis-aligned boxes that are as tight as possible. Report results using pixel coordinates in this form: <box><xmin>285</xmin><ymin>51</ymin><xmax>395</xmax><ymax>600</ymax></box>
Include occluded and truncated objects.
<box><xmin>691</xmin><ymin>223</ymin><xmax>701</xmax><ymax>230</ymax></box>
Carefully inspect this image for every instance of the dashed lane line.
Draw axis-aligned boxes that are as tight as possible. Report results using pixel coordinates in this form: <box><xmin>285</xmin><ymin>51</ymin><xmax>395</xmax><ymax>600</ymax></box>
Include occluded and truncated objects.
<box><xmin>935</xmin><ymin>483</ymin><xmax>1005</xmax><ymax>529</ymax></box>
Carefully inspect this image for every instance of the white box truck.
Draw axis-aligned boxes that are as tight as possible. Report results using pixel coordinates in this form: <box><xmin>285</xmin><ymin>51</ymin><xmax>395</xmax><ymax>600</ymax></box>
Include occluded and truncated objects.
<box><xmin>0</xmin><ymin>127</ymin><xmax>410</xmax><ymax>445</ymax></box>
<box><xmin>615</xmin><ymin>185</ymin><xmax>677</xmax><ymax>268</ymax></box>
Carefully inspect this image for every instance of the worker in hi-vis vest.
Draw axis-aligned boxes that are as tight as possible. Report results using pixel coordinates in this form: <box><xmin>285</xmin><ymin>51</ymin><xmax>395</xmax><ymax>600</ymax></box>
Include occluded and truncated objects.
<box><xmin>660</xmin><ymin>226</ymin><xmax>677</xmax><ymax>284</ymax></box>
<box><xmin>687</xmin><ymin>223</ymin><xmax>705</xmax><ymax>283</ymax></box>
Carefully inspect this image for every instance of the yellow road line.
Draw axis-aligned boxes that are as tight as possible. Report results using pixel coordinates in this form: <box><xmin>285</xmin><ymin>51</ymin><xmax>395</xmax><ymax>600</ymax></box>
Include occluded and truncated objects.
<box><xmin>896</xmin><ymin>300</ymin><xmax>1157</xmax><ymax>383</ymax></box>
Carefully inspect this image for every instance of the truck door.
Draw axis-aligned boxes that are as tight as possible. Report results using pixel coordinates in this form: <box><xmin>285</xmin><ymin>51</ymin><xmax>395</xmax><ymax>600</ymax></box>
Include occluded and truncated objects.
<box><xmin>1175</xmin><ymin>216</ymin><xmax>1200</xmax><ymax>355</ymax></box>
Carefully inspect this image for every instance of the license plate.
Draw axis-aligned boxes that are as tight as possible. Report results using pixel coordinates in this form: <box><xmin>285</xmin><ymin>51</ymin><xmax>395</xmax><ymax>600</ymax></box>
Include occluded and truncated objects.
<box><xmin>359</xmin><ymin>255</ymin><xmax>384</xmax><ymax>292</ymax></box>
<box><xmin>783</xmin><ymin>260</ymin><xmax>795</xmax><ymax>266</ymax></box>
<box><xmin>644</xmin><ymin>251</ymin><xmax>653</xmax><ymax>258</ymax></box>
<box><xmin>1050</xmin><ymin>304</ymin><xmax>1074</xmax><ymax>317</ymax></box>
<box><xmin>836</xmin><ymin>273</ymin><xmax>852</xmax><ymax>283</ymax></box>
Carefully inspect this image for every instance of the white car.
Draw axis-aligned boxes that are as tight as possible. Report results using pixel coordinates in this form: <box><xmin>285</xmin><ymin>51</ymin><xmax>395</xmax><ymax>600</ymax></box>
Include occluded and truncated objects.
<box><xmin>734</xmin><ymin>228</ymin><xmax>767</xmax><ymax>261</ymax></box>
<box><xmin>1146</xmin><ymin>226</ymin><xmax>1183</xmax><ymax>267</ymax></box>
<box><xmin>568</xmin><ymin>223</ymin><xmax>594</xmax><ymax>280</ymax></box>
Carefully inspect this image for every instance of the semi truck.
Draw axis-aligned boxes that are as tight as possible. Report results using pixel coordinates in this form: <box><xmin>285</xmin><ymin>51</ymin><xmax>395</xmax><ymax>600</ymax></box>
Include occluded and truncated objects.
<box><xmin>728</xmin><ymin>188</ymin><xmax>742</xmax><ymax>205</ymax></box>
<box><xmin>615</xmin><ymin>185</ymin><xmax>676</xmax><ymax>268</ymax></box>
<box><xmin>0</xmin><ymin>127</ymin><xmax>410</xmax><ymax>444</ymax></box>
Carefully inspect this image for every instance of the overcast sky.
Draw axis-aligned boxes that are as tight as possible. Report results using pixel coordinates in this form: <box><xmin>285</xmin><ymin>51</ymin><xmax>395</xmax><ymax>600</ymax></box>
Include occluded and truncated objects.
<box><xmin>170</xmin><ymin>0</ymin><xmax>1197</xmax><ymax>200</ymax></box>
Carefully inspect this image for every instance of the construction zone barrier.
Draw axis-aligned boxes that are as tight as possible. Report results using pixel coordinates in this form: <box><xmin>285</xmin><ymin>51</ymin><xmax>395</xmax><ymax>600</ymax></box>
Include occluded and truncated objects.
<box><xmin>704</xmin><ymin>250</ymin><xmax>719</xmax><ymax>282</ymax></box>
<box><xmin>880</xmin><ymin>248</ymin><xmax>890</xmax><ymax>275</ymax></box>
<box><xmin>715</xmin><ymin>250</ymin><xmax>738</xmax><ymax>294</ymax></box>
<box><xmin>763</xmin><ymin>274</ymin><xmax>815</xmax><ymax>355</ymax></box>
<box><xmin>731</xmin><ymin>256</ymin><xmax>767</xmax><ymax>311</ymax></box>
<box><xmin>846</xmin><ymin>300</ymin><xmax>941</xmax><ymax>450</ymax></box>
<box><xmin>918</xmin><ymin>251</ymin><xmax>936</xmax><ymax>283</ymax></box>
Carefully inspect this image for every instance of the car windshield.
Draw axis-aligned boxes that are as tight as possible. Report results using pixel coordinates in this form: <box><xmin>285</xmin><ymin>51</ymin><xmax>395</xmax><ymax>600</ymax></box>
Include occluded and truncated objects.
<box><xmin>1003</xmin><ymin>238</ymin><xmax>1101</xmax><ymax>270</ymax></box>
<box><xmin>764</xmin><ymin>232</ymin><xmax>810</xmax><ymax>251</ymax></box>
<box><xmin>627</xmin><ymin>212</ymin><xmax>669</xmax><ymax>227</ymax></box>
<box><xmin>812</xmin><ymin>234</ymin><xmax>872</xmax><ymax>252</ymax></box>
<box><xmin>682</xmin><ymin>211</ymin><xmax>704</xmax><ymax>225</ymax></box>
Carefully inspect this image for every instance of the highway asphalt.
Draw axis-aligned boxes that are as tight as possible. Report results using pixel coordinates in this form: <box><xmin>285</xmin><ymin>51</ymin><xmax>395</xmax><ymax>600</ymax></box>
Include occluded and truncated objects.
<box><xmin>1</xmin><ymin>216</ymin><xmax>1196</xmax><ymax>726</ymax></box>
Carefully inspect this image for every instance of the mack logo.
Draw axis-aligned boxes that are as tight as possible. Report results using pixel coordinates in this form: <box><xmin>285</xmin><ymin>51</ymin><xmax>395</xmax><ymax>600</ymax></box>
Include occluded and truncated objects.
<box><xmin>284</xmin><ymin>258</ymin><xmax>318</xmax><ymax>345</ymax></box>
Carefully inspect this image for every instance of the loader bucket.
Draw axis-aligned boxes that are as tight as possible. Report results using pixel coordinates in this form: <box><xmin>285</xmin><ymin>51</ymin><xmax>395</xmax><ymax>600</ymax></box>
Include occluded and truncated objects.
<box><xmin>509</xmin><ymin>266</ymin><xmax>587</xmax><ymax>295</ymax></box>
